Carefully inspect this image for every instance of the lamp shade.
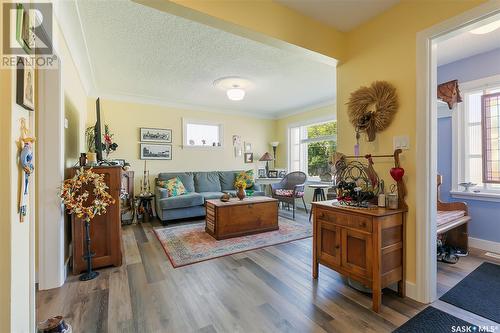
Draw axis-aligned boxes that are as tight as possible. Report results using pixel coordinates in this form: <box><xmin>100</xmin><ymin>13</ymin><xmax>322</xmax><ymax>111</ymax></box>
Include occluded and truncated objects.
<box><xmin>270</xmin><ymin>141</ymin><xmax>279</xmax><ymax>147</ymax></box>
<box><xmin>259</xmin><ymin>152</ymin><xmax>273</xmax><ymax>161</ymax></box>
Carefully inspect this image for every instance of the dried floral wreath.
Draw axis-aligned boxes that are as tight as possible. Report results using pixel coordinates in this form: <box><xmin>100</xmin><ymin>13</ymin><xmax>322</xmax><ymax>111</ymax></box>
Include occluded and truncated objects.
<box><xmin>60</xmin><ymin>168</ymin><xmax>115</xmax><ymax>222</ymax></box>
<box><xmin>347</xmin><ymin>81</ymin><xmax>398</xmax><ymax>142</ymax></box>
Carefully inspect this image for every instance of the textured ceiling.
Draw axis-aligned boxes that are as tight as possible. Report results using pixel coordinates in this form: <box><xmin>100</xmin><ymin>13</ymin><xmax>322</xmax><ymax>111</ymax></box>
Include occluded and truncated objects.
<box><xmin>275</xmin><ymin>0</ymin><xmax>400</xmax><ymax>32</ymax></box>
<box><xmin>437</xmin><ymin>21</ymin><xmax>500</xmax><ymax>66</ymax></box>
<box><xmin>75</xmin><ymin>0</ymin><xmax>336</xmax><ymax>118</ymax></box>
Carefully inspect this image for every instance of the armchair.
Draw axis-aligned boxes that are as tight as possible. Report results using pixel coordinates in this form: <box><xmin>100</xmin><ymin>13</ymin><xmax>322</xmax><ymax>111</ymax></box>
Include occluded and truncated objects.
<box><xmin>271</xmin><ymin>171</ymin><xmax>308</xmax><ymax>219</ymax></box>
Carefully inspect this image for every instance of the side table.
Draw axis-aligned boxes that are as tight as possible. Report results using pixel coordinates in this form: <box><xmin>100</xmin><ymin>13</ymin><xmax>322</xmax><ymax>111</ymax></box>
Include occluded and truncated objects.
<box><xmin>135</xmin><ymin>194</ymin><xmax>156</xmax><ymax>223</ymax></box>
<box><xmin>308</xmin><ymin>184</ymin><xmax>331</xmax><ymax>221</ymax></box>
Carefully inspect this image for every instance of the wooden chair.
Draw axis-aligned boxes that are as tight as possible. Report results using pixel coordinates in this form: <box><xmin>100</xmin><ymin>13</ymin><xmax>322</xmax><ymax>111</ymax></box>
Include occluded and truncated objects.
<box><xmin>271</xmin><ymin>171</ymin><xmax>308</xmax><ymax>219</ymax></box>
<box><xmin>436</xmin><ymin>175</ymin><xmax>471</xmax><ymax>251</ymax></box>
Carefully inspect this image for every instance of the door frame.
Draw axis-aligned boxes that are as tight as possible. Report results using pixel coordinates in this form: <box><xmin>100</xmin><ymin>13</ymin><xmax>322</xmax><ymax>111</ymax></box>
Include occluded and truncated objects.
<box><xmin>415</xmin><ymin>0</ymin><xmax>500</xmax><ymax>303</ymax></box>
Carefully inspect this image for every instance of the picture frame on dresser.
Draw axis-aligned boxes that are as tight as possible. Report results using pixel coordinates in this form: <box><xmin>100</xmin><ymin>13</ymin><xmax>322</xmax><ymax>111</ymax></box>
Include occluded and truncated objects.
<box><xmin>140</xmin><ymin>143</ymin><xmax>172</xmax><ymax>160</ymax></box>
<box><xmin>140</xmin><ymin>127</ymin><xmax>172</xmax><ymax>143</ymax></box>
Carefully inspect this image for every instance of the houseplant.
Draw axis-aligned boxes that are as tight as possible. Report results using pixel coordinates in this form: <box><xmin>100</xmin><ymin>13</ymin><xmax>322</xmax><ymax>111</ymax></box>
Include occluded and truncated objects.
<box><xmin>59</xmin><ymin>168</ymin><xmax>115</xmax><ymax>281</ymax></box>
<box><xmin>85</xmin><ymin>126</ymin><xmax>97</xmax><ymax>165</ymax></box>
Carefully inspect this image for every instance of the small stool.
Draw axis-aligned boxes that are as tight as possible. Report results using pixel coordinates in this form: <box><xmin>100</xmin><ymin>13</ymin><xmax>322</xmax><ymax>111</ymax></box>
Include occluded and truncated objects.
<box><xmin>308</xmin><ymin>184</ymin><xmax>331</xmax><ymax>222</ymax></box>
<box><xmin>135</xmin><ymin>194</ymin><xmax>156</xmax><ymax>223</ymax></box>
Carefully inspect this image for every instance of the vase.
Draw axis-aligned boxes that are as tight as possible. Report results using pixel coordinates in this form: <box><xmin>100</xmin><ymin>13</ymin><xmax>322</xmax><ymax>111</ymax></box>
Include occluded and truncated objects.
<box><xmin>87</xmin><ymin>152</ymin><xmax>97</xmax><ymax>166</ymax></box>
<box><xmin>236</xmin><ymin>187</ymin><xmax>246</xmax><ymax>200</ymax></box>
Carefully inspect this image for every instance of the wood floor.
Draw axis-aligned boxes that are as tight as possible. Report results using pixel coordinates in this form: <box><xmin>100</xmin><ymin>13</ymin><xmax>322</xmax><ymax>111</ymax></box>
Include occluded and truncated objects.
<box><xmin>37</xmin><ymin>209</ymin><xmax>500</xmax><ymax>332</ymax></box>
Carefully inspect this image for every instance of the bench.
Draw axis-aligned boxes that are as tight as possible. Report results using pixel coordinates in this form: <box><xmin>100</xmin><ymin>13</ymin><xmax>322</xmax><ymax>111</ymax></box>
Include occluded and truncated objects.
<box><xmin>437</xmin><ymin>175</ymin><xmax>471</xmax><ymax>251</ymax></box>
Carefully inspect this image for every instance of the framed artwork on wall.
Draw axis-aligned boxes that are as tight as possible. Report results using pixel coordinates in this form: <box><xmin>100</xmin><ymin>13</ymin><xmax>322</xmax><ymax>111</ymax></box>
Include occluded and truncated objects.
<box><xmin>16</xmin><ymin>57</ymin><xmax>35</xmax><ymax>111</ymax></box>
<box><xmin>140</xmin><ymin>128</ymin><xmax>172</xmax><ymax>143</ymax></box>
<box><xmin>140</xmin><ymin>143</ymin><xmax>172</xmax><ymax>160</ymax></box>
<box><xmin>244</xmin><ymin>142</ymin><xmax>252</xmax><ymax>152</ymax></box>
<box><xmin>244</xmin><ymin>153</ymin><xmax>253</xmax><ymax>163</ymax></box>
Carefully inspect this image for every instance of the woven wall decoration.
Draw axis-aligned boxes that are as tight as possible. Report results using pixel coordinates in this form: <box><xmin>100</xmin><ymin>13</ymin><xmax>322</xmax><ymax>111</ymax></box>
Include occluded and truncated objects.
<box><xmin>347</xmin><ymin>81</ymin><xmax>399</xmax><ymax>142</ymax></box>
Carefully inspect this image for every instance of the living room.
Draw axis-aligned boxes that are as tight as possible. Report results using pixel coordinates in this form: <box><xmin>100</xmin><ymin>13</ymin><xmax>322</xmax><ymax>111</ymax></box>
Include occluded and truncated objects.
<box><xmin>2</xmin><ymin>1</ymin><xmax>500</xmax><ymax>332</ymax></box>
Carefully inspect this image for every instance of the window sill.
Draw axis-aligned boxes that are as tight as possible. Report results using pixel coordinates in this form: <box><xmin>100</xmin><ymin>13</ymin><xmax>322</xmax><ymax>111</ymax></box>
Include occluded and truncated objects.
<box><xmin>450</xmin><ymin>190</ymin><xmax>500</xmax><ymax>203</ymax></box>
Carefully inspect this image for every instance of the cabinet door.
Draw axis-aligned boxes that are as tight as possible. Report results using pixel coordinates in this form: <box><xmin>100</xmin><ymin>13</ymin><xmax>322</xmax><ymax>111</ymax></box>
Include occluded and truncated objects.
<box><xmin>317</xmin><ymin>221</ymin><xmax>341</xmax><ymax>267</ymax></box>
<box><xmin>341</xmin><ymin>229</ymin><xmax>372</xmax><ymax>278</ymax></box>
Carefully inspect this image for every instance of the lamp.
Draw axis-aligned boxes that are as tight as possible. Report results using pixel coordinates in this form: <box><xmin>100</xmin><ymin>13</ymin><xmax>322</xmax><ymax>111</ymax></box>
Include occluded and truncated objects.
<box><xmin>270</xmin><ymin>141</ymin><xmax>279</xmax><ymax>168</ymax></box>
<box><xmin>259</xmin><ymin>152</ymin><xmax>273</xmax><ymax>176</ymax></box>
<box><xmin>226</xmin><ymin>86</ymin><xmax>245</xmax><ymax>101</ymax></box>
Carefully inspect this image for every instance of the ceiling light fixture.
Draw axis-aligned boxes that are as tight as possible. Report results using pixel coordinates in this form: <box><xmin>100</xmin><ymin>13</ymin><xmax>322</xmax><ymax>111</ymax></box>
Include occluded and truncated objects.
<box><xmin>470</xmin><ymin>20</ymin><xmax>500</xmax><ymax>34</ymax></box>
<box><xmin>226</xmin><ymin>86</ymin><xmax>245</xmax><ymax>101</ymax></box>
<box><xmin>214</xmin><ymin>76</ymin><xmax>253</xmax><ymax>102</ymax></box>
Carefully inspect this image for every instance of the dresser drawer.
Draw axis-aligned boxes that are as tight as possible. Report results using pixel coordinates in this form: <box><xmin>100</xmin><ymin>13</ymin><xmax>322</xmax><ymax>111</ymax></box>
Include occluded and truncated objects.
<box><xmin>316</xmin><ymin>208</ymin><xmax>372</xmax><ymax>232</ymax></box>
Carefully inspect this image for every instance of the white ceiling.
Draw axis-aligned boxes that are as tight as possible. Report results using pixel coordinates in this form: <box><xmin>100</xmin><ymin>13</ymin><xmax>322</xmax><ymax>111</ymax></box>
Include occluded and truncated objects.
<box><xmin>437</xmin><ymin>24</ymin><xmax>500</xmax><ymax>66</ymax></box>
<box><xmin>66</xmin><ymin>0</ymin><xmax>336</xmax><ymax>118</ymax></box>
<box><xmin>275</xmin><ymin>0</ymin><xmax>400</xmax><ymax>32</ymax></box>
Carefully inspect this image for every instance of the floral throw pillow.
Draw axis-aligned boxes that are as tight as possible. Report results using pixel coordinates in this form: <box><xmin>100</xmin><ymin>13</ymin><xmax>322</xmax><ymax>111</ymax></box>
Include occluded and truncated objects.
<box><xmin>235</xmin><ymin>170</ymin><xmax>254</xmax><ymax>189</ymax></box>
<box><xmin>157</xmin><ymin>177</ymin><xmax>186</xmax><ymax>197</ymax></box>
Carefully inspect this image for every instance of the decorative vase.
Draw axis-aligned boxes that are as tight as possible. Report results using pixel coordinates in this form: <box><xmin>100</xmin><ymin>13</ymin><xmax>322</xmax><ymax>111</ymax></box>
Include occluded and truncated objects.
<box><xmin>236</xmin><ymin>187</ymin><xmax>246</xmax><ymax>200</ymax></box>
<box><xmin>87</xmin><ymin>152</ymin><xmax>97</xmax><ymax>166</ymax></box>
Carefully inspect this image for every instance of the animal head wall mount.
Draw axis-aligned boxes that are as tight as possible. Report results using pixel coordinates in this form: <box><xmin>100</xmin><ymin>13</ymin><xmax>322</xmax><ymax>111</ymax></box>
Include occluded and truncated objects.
<box><xmin>347</xmin><ymin>81</ymin><xmax>399</xmax><ymax>142</ymax></box>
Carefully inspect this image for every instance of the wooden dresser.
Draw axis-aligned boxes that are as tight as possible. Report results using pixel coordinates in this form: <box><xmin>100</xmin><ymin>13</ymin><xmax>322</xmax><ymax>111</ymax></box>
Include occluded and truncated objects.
<box><xmin>312</xmin><ymin>200</ymin><xmax>406</xmax><ymax>312</ymax></box>
<box><xmin>70</xmin><ymin>166</ymin><xmax>123</xmax><ymax>274</ymax></box>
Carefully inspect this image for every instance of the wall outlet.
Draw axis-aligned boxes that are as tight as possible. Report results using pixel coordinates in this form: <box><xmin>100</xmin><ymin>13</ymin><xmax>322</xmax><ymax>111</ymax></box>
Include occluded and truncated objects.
<box><xmin>393</xmin><ymin>135</ymin><xmax>410</xmax><ymax>150</ymax></box>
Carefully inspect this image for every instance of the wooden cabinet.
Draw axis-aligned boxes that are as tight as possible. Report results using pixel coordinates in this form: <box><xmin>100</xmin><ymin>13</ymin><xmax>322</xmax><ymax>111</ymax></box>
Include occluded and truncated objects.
<box><xmin>70</xmin><ymin>166</ymin><xmax>123</xmax><ymax>274</ymax></box>
<box><xmin>312</xmin><ymin>201</ymin><xmax>406</xmax><ymax>312</ymax></box>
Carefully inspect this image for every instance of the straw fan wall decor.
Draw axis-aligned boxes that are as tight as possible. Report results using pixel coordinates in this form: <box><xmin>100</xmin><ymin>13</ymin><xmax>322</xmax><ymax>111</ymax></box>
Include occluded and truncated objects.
<box><xmin>347</xmin><ymin>81</ymin><xmax>399</xmax><ymax>142</ymax></box>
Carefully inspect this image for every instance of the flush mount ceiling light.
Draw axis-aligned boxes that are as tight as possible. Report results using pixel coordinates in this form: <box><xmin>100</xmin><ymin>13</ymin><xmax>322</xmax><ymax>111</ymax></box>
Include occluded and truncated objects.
<box><xmin>470</xmin><ymin>20</ymin><xmax>500</xmax><ymax>34</ymax></box>
<box><xmin>214</xmin><ymin>77</ymin><xmax>253</xmax><ymax>101</ymax></box>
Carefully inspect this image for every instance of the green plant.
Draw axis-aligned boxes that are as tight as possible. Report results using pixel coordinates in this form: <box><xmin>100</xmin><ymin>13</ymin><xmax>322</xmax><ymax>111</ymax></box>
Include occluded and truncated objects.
<box><xmin>85</xmin><ymin>126</ymin><xmax>95</xmax><ymax>153</ymax></box>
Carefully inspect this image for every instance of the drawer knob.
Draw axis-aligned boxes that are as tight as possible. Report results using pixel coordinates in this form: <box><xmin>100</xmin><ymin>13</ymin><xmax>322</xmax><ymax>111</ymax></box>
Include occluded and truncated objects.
<box><xmin>360</xmin><ymin>222</ymin><xmax>366</xmax><ymax>227</ymax></box>
<box><xmin>335</xmin><ymin>245</ymin><xmax>340</xmax><ymax>249</ymax></box>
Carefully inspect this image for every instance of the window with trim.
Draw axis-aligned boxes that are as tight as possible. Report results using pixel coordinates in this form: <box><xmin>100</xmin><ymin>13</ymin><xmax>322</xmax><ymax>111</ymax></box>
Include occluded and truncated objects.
<box><xmin>183</xmin><ymin>119</ymin><xmax>223</xmax><ymax>148</ymax></box>
<box><xmin>454</xmin><ymin>78</ymin><xmax>500</xmax><ymax>192</ymax></box>
<box><xmin>288</xmin><ymin>120</ymin><xmax>337</xmax><ymax>179</ymax></box>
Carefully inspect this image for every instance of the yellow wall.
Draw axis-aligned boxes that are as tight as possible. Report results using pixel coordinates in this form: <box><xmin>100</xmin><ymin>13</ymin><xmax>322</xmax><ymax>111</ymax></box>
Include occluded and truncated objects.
<box><xmin>0</xmin><ymin>56</ymin><xmax>13</xmax><ymax>333</ymax></box>
<box><xmin>336</xmin><ymin>0</ymin><xmax>487</xmax><ymax>284</ymax></box>
<box><xmin>87</xmin><ymin>99</ymin><xmax>276</xmax><ymax>190</ymax></box>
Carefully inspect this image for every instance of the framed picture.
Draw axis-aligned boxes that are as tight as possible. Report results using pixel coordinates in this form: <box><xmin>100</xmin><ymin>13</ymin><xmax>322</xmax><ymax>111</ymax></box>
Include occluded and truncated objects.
<box><xmin>278</xmin><ymin>169</ymin><xmax>287</xmax><ymax>178</ymax></box>
<box><xmin>16</xmin><ymin>4</ymin><xmax>35</xmax><ymax>54</ymax></box>
<box><xmin>140</xmin><ymin>143</ymin><xmax>172</xmax><ymax>160</ymax></box>
<box><xmin>244</xmin><ymin>153</ymin><xmax>253</xmax><ymax>163</ymax></box>
<box><xmin>244</xmin><ymin>142</ymin><xmax>252</xmax><ymax>152</ymax></box>
<box><xmin>111</xmin><ymin>159</ymin><xmax>125</xmax><ymax>166</ymax></box>
<box><xmin>232</xmin><ymin>135</ymin><xmax>241</xmax><ymax>146</ymax></box>
<box><xmin>258</xmin><ymin>168</ymin><xmax>266</xmax><ymax>178</ymax></box>
<box><xmin>16</xmin><ymin>57</ymin><xmax>35</xmax><ymax>111</ymax></box>
<box><xmin>268</xmin><ymin>170</ymin><xmax>278</xmax><ymax>178</ymax></box>
<box><xmin>140</xmin><ymin>128</ymin><xmax>172</xmax><ymax>143</ymax></box>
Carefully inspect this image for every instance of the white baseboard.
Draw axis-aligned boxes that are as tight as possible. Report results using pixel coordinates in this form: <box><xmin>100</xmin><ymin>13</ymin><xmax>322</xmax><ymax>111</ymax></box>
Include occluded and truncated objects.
<box><xmin>469</xmin><ymin>237</ymin><xmax>500</xmax><ymax>253</ymax></box>
<box><xmin>387</xmin><ymin>280</ymin><xmax>417</xmax><ymax>301</ymax></box>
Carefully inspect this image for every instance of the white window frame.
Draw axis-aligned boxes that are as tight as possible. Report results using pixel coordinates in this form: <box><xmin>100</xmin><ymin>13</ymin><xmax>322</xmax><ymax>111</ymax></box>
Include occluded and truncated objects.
<box><xmin>451</xmin><ymin>74</ymin><xmax>500</xmax><ymax>202</ymax></box>
<box><xmin>182</xmin><ymin>118</ymin><xmax>224</xmax><ymax>149</ymax></box>
<box><xmin>287</xmin><ymin>116</ymin><xmax>336</xmax><ymax>181</ymax></box>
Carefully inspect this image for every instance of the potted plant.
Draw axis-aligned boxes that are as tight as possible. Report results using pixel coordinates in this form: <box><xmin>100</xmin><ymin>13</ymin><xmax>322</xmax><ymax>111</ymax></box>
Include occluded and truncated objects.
<box><xmin>85</xmin><ymin>126</ymin><xmax>97</xmax><ymax>165</ymax></box>
<box><xmin>234</xmin><ymin>179</ymin><xmax>247</xmax><ymax>200</ymax></box>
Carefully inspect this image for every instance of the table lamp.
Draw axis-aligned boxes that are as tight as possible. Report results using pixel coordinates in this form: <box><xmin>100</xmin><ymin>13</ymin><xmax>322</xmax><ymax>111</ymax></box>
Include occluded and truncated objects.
<box><xmin>259</xmin><ymin>152</ymin><xmax>273</xmax><ymax>175</ymax></box>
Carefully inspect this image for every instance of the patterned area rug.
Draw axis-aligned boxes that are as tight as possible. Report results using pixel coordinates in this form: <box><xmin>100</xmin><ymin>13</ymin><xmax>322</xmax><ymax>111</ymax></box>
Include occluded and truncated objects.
<box><xmin>154</xmin><ymin>218</ymin><xmax>312</xmax><ymax>268</ymax></box>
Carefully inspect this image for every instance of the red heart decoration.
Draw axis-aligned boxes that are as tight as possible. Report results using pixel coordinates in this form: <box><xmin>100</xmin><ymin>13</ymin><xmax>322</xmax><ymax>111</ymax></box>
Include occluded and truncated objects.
<box><xmin>390</xmin><ymin>167</ymin><xmax>405</xmax><ymax>182</ymax></box>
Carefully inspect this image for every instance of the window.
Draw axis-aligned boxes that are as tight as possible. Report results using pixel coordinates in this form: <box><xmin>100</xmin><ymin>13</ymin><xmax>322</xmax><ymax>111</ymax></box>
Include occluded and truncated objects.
<box><xmin>183</xmin><ymin>119</ymin><xmax>223</xmax><ymax>148</ymax></box>
<box><xmin>453</xmin><ymin>76</ymin><xmax>500</xmax><ymax>192</ymax></box>
<box><xmin>288</xmin><ymin>120</ymin><xmax>337</xmax><ymax>179</ymax></box>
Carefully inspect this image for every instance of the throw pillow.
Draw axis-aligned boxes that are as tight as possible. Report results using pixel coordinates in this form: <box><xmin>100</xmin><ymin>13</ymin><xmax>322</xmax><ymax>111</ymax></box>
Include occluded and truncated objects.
<box><xmin>235</xmin><ymin>170</ymin><xmax>254</xmax><ymax>189</ymax></box>
<box><xmin>159</xmin><ymin>177</ymin><xmax>186</xmax><ymax>197</ymax></box>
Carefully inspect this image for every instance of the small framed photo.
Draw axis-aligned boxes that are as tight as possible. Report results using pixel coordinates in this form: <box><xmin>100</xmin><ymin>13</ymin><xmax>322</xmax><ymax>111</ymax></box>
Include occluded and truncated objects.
<box><xmin>258</xmin><ymin>168</ymin><xmax>266</xmax><ymax>178</ymax></box>
<box><xmin>278</xmin><ymin>169</ymin><xmax>287</xmax><ymax>178</ymax></box>
<box><xmin>112</xmin><ymin>159</ymin><xmax>125</xmax><ymax>166</ymax></box>
<box><xmin>140</xmin><ymin>128</ymin><xmax>172</xmax><ymax>143</ymax></box>
<box><xmin>140</xmin><ymin>143</ymin><xmax>172</xmax><ymax>160</ymax></box>
<box><xmin>268</xmin><ymin>170</ymin><xmax>278</xmax><ymax>178</ymax></box>
<box><xmin>16</xmin><ymin>57</ymin><xmax>35</xmax><ymax>111</ymax></box>
<box><xmin>244</xmin><ymin>153</ymin><xmax>253</xmax><ymax>163</ymax></box>
<box><xmin>244</xmin><ymin>142</ymin><xmax>252</xmax><ymax>152</ymax></box>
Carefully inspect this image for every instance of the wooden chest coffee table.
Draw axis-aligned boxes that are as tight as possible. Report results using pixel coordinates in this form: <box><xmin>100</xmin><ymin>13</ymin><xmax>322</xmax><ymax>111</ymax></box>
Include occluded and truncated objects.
<box><xmin>205</xmin><ymin>196</ymin><xmax>279</xmax><ymax>240</ymax></box>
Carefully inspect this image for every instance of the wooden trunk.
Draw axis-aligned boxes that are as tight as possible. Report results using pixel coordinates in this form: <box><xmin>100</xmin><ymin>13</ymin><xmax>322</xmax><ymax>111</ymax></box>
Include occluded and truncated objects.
<box><xmin>206</xmin><ymin>197</ymin><xmax>279</xmax><ymax>240</ymax></box>
<box><xmin>70</xmin><ymin>166</ymin><xmax>123</xmax><ymax>274</ymax></box>
<box><xmin>312</xmin><ymin>201</ymin><xmax>406</xmax><ymax>312</ymax></box>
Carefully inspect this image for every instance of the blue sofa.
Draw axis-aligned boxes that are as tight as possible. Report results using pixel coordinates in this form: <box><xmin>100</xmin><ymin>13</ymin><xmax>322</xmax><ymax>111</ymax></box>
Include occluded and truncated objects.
<box><xmin>155</xmin><ymin>171</ymin><xmax>265</xmax><ymax>223</ymax></box>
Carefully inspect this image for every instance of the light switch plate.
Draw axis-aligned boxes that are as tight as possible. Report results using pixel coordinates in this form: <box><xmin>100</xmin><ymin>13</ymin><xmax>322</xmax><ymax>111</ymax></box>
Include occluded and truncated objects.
<box><xmin>393</xmin><ymin>135</ymin><xmax>410</xmax><ymax>150</ymax></box>
<box><xmin>64</xmin><ymin>118</ymin><xmax>69</xmax><ymax>129</ymax></box>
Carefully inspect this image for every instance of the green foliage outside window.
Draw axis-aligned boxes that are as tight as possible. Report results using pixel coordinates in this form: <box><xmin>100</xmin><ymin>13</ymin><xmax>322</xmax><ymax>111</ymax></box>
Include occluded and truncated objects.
<box><xmin>307</xmin><ymin>122</ymin><xmax>337</xmax><ymax>177</ymax></box>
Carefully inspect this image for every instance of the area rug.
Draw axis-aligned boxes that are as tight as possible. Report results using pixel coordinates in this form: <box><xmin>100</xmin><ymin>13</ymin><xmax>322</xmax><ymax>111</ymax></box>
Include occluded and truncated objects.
<box><xmin>440</xmin><ymin>262</ymin><xmax>500</xmax><ymax>323</ymax></box>
<box><xmin>393</xmin><ymin>306</ymin><xmax>474</xmax><ymax>333</ymax></box>
<box><xmin>154</xmin><ymin>218</ymin><xmax>312</xmax><ymax>268</ymax></box>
